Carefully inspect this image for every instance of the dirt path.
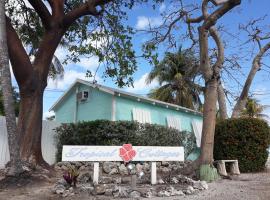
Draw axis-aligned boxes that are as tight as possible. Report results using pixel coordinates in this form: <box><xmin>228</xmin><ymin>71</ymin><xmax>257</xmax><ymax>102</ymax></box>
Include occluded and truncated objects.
<box><xmin>0</xmin><ymin>172</ymin><xmax>270</xmax><ymax>200</ymax></box>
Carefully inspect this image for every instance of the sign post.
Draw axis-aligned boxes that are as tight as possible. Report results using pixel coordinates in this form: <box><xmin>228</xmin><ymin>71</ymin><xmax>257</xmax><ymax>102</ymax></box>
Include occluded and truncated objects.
<box><xmin>151</xmin><ymin>162</ymin><xmax>157</xmax><ymax>184</ymax></box>
<box><xmin>93</xmin><ymin>162</ymin><xmax>99</xmax><ymax>184</ymax></box>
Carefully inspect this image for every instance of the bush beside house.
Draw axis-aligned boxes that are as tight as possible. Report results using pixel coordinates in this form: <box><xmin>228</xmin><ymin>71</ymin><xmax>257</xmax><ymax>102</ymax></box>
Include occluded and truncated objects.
<box><xmin>214</xmin><ymin>118</ymin><xmax>270</xmax><ymax>172</ymax></box>
<box><xmin>55</xmin><ymin>120</ymin><xmax>197</xmax><ymax>161</ymax></box>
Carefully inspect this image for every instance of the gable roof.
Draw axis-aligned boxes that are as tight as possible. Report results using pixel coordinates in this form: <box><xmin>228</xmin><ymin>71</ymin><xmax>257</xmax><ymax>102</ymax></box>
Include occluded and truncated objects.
<box><xmin>49</xmin><ymin>78</ymin><xmax>202</xmax><ymax>116</ymax></box>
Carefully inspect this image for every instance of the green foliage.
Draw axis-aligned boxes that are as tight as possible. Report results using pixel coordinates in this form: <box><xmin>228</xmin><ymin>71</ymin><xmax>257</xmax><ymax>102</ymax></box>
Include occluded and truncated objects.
<box><xmin>214</xmin><ymin>118</ymin><xmax>270</xmax><ymax>172</ymax></box>
<box><xmin>5</xmin><ymin>0</ymin><xmax>163</xmax><ymax>87</ymax></box>
<box><xmin>147</xmin><ymin>49</ymin><xmax>202</xmax><ymax>110</ymax></box>
<box><xmin>55</xmin><ymin>120</ymin><xmax>197</xmax><ymax>161</ymax></box>
<box><xmin>0</xmin><ymin>87</ymin><xmax>20</xmax><ymax>117</ymax></box>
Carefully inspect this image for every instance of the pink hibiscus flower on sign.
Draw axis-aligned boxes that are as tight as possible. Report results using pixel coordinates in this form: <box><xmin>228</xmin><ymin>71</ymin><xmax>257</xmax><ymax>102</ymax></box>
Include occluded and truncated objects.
<box><xmin>119</xmin><ymin>144</ymin><xmax>136</xmax><ymax>163</ymax></box>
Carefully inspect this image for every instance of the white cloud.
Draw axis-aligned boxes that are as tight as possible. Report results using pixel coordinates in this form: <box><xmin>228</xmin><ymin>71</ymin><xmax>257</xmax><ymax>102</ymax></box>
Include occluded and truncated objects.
<box><xmin>47</xmin><ymin>70</ymin><xmax>99</xmax><ymax>90</ymax></box>
<box><xmin>76</xmin><ymin>56</ymin><xmax>100</xmax><ymax>71</ymax></box>
<box><xmin>54</xmin><ymin>47</ymin><xmax>67</xmax><ymax>61</ymax></box>
<box><xmin>159</xmin><ymin>3</ymin><xmax>166</xmax><ymax>13</ymax></box>
<box><xmin>135</xmin><ymin>16</ymin><xmax>163</xmax><ymax>30</ymax></box>
<box><xmin>264</xmin><ymin>110</ymin><xmax>270</xmax><ymax>124</ymax></box>
<box><xmin>55</xmin><ymin>47</ymin><xmax>100</xmax><ymax>71</ymax></box>
<box><xmin>125</xmin><ymin>73</ymin><xmax>158</xmax><ymax>93</ymax></box>
<box><xmin>253</xmin><ymin>87</ymin><xmax>268</xmax><ymax>100</ymax></box>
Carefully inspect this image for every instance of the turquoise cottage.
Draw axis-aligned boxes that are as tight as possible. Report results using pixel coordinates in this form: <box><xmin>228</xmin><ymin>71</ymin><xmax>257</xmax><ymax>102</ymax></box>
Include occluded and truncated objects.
<box><xmin>50</xmin><ymin>79</ymin><xmax>203</xmax><ymax>159</ymax></box>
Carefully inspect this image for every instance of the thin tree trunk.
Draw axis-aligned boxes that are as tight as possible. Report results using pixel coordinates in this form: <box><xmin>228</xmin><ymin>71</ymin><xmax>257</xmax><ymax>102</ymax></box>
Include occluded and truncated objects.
<box><xmin>217</xmin><ymin>80</ymin><xmax>228</xmax><ymax>119</ymax></box>
<box><xmin>200</xmin><ymin>79</ymin><xmax>218</xmax><ymax>164</ymax></box>
<box><xmin>232</xmin><ymin>42</ymin><xmax>270</xmax><ymax>118</ymax></box>
<box><xmin>231</xmin><ymin>62</ymin><xmax>260</xmax><ymax>118</ymax></box>
<box><xmin>0</xmin><ymin>1</ymin><xmax>23</xmax><ymax>176</ymax></box>
<box><xmin>182</xmin><ymin>0</ymin><xmax>240</xmax><ymax>180</ymax></box>
<box><xmin>198</xmin><ymin>26</ymin><xmax>219</xmax><ymax>165</ymax></box>
<box><xmin>198</xmin><ymin>26</ymin><xmax>223</xmax><ymax>165</ymax></box>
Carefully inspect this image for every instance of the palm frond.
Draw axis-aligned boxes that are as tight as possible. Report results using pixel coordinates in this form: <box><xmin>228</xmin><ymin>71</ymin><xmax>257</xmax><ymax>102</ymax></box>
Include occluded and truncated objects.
<box><xmin>240</xmin><ymin>97</ymin><xmax>269</xmax><ymax>119</ymax></box>
<box><xmin>146</xmin><ymin>50</ymin><xmax>202</xmax><ymax>110</ymax></box>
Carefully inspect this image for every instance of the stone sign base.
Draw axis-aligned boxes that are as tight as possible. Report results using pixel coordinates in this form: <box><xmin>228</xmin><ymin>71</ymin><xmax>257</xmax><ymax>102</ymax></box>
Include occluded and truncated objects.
<box><xmin>53</xmin><ymin>161</ymin><xmax>208</xmax><ymax>198</ymax></box>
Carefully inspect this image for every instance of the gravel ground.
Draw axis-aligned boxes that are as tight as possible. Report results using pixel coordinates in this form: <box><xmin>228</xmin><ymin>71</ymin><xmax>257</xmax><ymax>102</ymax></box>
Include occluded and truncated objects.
<box><xmin>152</xmin><ymin>172</ymin><xmax>270</xmax><ymax>200</ymax></box>
<box><xmin>0</xmin><ymin>171</ymin><xmax>270</xmax><ymax>200</ymax></box>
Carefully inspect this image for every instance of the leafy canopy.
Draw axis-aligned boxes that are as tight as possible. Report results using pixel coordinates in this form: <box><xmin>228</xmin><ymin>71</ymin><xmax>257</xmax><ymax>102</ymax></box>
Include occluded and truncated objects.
<box><xmin>5</xmin><ymin>0</ymin><xmax>164</xmax><ymax>87</ymax></box>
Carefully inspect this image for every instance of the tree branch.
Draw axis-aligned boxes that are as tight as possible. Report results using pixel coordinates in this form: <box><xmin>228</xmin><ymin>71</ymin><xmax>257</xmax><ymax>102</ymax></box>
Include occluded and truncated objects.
<box><xmin>217</xmin><ymin>79</ymin><xmax>228</xmax><ymax>119</ymax></box>
<box><xmin>203</xmin><ymin>0</ymin><xmax>241</xmax><ymax>29</ymax></box>
<box><xmin>209</xmin><ymin>26</ymin><xmax>224</xmax><ymax>74</ymax></box>
<box><xmin>27</xmin><ymin>0</ymin><xmax>52</xmax><ymax>30</ymax></box>
<box><xmin>198</xmin><ymin>26</ymin><xmax>212</xmax><ymax>80</ymax></box>
<box><xmin>202</xmin><ymin>0</ymin><xmax>209</xmax><ymax>19</ymax></box>
<box><xmin>63</xmin><ymin>0</ymin><xmax>111</xmax><ymax>28</ymax></box>
<box><xmin>232</xmin><ymin>40</ymin><xmax>270</xmax><ymax>117</ymax></box>
<box><xmin>186</xmin><ymin>15</ymin><xmax>204</xmax><ymax>23</ymax></box>
<box><xmin>5</xmin><ymin>17</ymin><xmax>34</xmax><ymax>88</ymax></box>
<box><xmin>49</xmin><ymin>0</ymin><xmax>65</xmax><ymax>20</ymax></box>
<box><xmin>33</xmin><ymin>30</ymin><xmax>64</xmax><ymax>85</ymax></box>
<box><xmin>158</xmin><ymin>14</ymin><xmax>184</xmax><ymax>44</ymax></box>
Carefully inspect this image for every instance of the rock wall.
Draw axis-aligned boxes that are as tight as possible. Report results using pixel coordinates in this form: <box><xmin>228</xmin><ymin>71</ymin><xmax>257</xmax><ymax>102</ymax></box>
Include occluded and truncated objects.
<box><xmin>53</xmin><ymin>161</ymin><xmax>208</xmax><ymax>198</ymax></box>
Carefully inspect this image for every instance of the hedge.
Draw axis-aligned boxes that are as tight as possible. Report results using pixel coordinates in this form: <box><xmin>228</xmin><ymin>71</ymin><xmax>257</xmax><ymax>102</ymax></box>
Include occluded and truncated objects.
<box><xmin>214</xmin><ymin>118</ymin><xmax>270</xmax><ymax>172</ymax></box>
<box><xmin>55</xmin><ymin>120</ymin><xmax>196</xmax><ymax>162</ymax></box>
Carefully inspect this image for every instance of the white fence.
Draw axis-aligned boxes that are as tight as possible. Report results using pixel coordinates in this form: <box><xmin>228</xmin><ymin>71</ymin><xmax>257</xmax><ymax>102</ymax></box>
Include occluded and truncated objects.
<box><xmin>0</xmin><ymin>116</ymin><xmax>60</xmax><ymax>168</ymax></box>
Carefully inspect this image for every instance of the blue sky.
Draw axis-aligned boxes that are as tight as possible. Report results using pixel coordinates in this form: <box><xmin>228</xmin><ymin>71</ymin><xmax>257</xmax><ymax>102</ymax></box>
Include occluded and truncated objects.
<box><xmin>39</xmin><ymin>0</ymin><xmax>270</xmax><ymax>120</ymax></box>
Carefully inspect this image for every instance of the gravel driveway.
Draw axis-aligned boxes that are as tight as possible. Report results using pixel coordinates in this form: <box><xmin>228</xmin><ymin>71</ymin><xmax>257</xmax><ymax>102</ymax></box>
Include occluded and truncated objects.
<box><xmin>151</xmin><ymin>172</ymin><xmax>270</xmax><ymax>200</ymax></box>
<box><xmin>0</xmin><ymin>171</ymin><xmax>270</xmax><ymax>200</ymax></box>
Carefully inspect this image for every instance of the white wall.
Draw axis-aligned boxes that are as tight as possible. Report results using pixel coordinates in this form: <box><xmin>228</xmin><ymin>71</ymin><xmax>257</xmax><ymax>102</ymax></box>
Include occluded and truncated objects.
<box><xmin>0</xmin><ymin>117</ymin><xmax>10</xmax><ymax>169</ymax></box>
<box><xmin>0</xmin><ymin>116</ymin><xmax>60</xmax><ymax>168</ymax></box>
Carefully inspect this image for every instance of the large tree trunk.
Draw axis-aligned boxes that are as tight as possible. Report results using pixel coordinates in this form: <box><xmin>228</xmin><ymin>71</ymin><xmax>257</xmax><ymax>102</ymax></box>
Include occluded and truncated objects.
<box><xmin>17</xmin><ymin>79</ymin><xmax>48</xmax><ymax>167</ymax></box>
<box><xmin>200</xmin><ymin>78</ymin><xmax>218</xmax><ymax>164</ymax></box>
<box><xmin>4</xmin><ymin>0</ymin><xmax>115</xmax><ymax>170</ymax></box>
<box><xmin>7</xmin><ymin>26</ymin><xmax>64</xmax><ymax>167</ymax></box>
<box><xmin>0</xmin><ymin>1</ymin><xmax>23</xmax><ymax>176</ymax></box>
<box><xmin>217</xmin><ymin>80</ymin><xmax>228</xmax><ymax>119</ymax></box>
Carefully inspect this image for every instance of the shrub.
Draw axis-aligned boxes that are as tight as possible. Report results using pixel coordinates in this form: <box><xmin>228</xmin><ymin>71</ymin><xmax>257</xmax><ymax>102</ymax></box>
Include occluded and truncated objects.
<box><xmin>214</xmin><ymin>118</ymin><xmax>270</xmax><ymax>173</ymax></box>
<box><xmin>63</xmin><ymin>166</ymin><xmax>79</xmax><ymax>187</ymax></box>
<box><xmin>55</xmin><ymin>120</ymin><xmax>196</xmax><ymax>161</ymax></box>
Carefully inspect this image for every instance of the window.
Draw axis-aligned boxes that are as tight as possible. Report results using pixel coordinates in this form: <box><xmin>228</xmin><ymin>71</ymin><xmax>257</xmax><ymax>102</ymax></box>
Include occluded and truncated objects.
<box><xmin>132</xmin><ymin>108</ymin><xmax>151</xmax><ymax>124</ymax></box>
<box><xmin>167</xmin><ymin>116</ymin><xmax>181</xmax><ymax>131</ymax></box>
